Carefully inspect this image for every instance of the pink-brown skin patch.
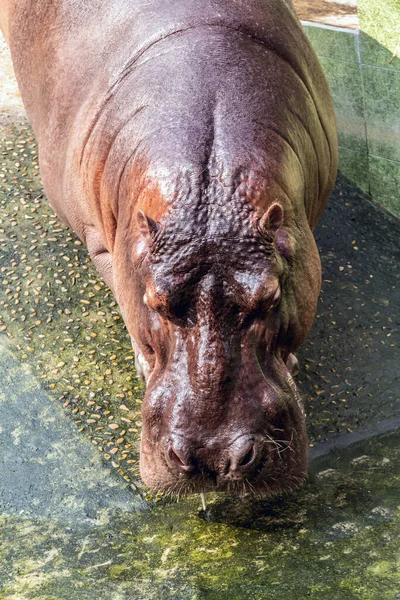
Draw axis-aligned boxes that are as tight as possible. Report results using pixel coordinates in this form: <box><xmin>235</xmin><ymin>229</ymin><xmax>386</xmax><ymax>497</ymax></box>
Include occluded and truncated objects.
<box><xmin>3</xmin><ymin>0</ymin><xmax>338</xmax><ymax>496</ymax></box>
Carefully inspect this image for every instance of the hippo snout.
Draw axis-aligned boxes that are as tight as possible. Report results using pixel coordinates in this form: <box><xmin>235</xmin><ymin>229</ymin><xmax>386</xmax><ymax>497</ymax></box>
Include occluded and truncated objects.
<box><xmin>137</xmin><ymin>339</ymin><xmax>310</xmax><ymax>496</ymax></box>
<box><xmin>164</xmin><ymin>434</ymin><xmax>264</xmax><ymax>483</ymax></box>
<box><xmin>140</xmin><ymin>377</ymin><xmax>309</xmax><ymax>496</ymax></box>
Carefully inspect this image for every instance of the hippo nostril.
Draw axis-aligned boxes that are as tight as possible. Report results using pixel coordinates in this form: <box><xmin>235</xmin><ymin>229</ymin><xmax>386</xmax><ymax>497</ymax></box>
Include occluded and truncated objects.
<box><xmin>222</xmin><ymin>439</ymin><xmax>259</xmax><ymax>480</ymax></box>
<box><xmin>167</xmin><ymin>443</ymin><xmax>195</xmax><ymax>473</ymax></box>
<box><xmin>238</xmin><ymin>445</ymin><xmax>256</xmax><ymax>468</ymax></box>
<box><xmin>168</xmin><ymin>446</ymin><xmax>184</xmax><ymax>467</ymax></box>
<box><xmin>227</xmin><ymin>438</ymin><xmax>258</xmax><ymax>474</ymax></box>
<box><xmin>237</xmin><ymin>443</ymin><xmax>256</xmax><ymax>468</ymax></box>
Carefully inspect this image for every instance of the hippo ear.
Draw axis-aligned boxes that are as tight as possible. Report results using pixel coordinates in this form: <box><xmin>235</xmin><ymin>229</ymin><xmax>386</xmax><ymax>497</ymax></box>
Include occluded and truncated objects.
<box><xmin>137</xmin><ymin>210</ymin><xmax>159</xmax><ymax>241</ymax></box>
<box><xmin>259</xmin><ymin>203</ymin><xmax>284</xmax><ymax>235</ymax></box>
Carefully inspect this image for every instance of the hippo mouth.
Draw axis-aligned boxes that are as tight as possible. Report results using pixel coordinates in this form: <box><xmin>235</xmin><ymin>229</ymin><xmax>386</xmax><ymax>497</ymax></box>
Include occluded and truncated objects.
<box><xmin>140</xmin><ymin>428</ymin><xmax>308</xmax><ymax>497</ymax></box>
<box><xmin>139</xmin><ymin>377</ymin><xmax>308</xmax><ymax>498</ymax></box>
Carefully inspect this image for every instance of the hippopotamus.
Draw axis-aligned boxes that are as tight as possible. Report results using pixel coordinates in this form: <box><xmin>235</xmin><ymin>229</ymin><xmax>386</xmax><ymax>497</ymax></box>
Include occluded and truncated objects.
<box><xmin>1</xmin><ymin>0</ymin><xmax>338</xmax><ymax>496</ymax></box>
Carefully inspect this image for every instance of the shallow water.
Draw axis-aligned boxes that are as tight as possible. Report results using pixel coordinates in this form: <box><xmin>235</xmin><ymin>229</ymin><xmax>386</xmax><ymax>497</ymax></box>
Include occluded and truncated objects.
<box><xmin>0</xmin><ymin>413</ymin><xmax>399</xmax><ymax>599</ymax></box>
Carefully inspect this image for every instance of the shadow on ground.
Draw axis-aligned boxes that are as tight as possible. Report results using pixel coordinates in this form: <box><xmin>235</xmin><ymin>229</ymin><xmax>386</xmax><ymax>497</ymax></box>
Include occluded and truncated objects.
<box><xmin>299</xmin><ymin>174</ymin><xmax>400</xmax><ymax>446</ymax></box>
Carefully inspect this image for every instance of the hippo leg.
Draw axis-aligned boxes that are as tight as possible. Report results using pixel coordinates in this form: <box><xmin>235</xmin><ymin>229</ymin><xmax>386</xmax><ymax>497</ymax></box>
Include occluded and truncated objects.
<box><xmin>286</xmin><ymin>353</ymin><xmax>299</xmax><ymax>377</ymax></box>
<box><xmin>130</xmin><ymin>336</ymin><xmax>152</xmax><ymax>383</ymax></box>
<box><xmin>85</xmin><ymin>226</ymin><xmax>114</xmax><ymax>293</ymax></box>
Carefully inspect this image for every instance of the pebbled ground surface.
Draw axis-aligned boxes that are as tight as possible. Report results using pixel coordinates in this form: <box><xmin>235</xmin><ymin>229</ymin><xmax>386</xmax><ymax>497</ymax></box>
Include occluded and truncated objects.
<box><xmin>300</xmin><ymin>175</ymin><xmax>400</xmax><ymax>448</ymax></box>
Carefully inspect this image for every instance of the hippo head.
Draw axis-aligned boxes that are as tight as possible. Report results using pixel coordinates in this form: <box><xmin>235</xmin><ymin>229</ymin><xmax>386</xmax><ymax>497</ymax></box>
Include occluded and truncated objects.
<box><xmin>113</xmin><ymin>170</ymin><xmax>322</xmax><ymax>497</ymax></box>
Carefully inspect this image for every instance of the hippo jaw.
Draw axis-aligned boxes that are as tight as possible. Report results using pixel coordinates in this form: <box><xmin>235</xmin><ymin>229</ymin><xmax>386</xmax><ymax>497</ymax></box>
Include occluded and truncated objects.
<box><xmin>138</xmin><ymin>357</ymin><xmax>308</xmax><ymax>497</ymax></box>
<box><xmin>132</xmin><ymin>309</ymin><xmax>310</xmax><ymax>496</ymax></box>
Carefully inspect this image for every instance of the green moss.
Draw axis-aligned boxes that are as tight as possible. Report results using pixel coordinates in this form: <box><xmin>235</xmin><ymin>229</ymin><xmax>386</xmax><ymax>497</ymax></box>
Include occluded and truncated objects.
<box><xmin>0</xmin><ymin>423</ymin><xmax>399</xmax><ymax>598</ymax></box>
<box><xmin>358</xmin><ymin>0</ymin><xmax>400</xmax><ymax>71</ymax></box>
<box><xmin>108</xmin><ymin>563</ymin><xmax>131</xmax><ymax>578</ymax></box>
<box><xmin>367</xmin><ymin>560</ymin><xmax>398</xmax><ymax>578</ymax></box>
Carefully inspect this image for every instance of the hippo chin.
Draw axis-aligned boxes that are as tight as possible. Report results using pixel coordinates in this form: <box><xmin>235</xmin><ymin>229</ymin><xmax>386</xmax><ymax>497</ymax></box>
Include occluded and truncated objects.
<box><xmin>1</xmin><ymin>0</ymin><xmax>338</xmax><ymax>496</ymax></box>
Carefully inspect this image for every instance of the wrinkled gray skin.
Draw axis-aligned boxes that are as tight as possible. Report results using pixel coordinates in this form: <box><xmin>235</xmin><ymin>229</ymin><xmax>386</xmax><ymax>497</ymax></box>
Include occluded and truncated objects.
<box><xmin>1</xmin><ymin>0</ymin><xmax>338</xmax><ymax>496</ymax></box>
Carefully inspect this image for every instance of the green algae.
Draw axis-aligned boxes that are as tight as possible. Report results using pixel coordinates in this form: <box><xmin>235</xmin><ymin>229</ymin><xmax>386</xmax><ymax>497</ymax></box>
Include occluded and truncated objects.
<box><xmin>0</xmin><ymin>430</ymin><xmax>399</xmax><ymax>599</ymax></box>
<box><xmin>0</xmin><ymin>340</ymin><xmax>145</xmax><ymax>524</ymax></box>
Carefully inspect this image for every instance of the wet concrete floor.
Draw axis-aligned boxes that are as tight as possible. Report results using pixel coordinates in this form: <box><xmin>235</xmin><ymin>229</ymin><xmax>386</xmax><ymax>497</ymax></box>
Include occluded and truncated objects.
<box><xmin>0</xmin><ymin>35</ymin><xmax>399</xmax><ymax>600</ymax></box>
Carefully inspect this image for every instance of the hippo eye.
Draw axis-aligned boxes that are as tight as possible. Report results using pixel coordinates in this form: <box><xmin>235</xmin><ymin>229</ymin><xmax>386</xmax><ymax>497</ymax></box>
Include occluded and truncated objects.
<box><xmin>171</xmin><ymin>299</ymin><xmax>189</xmax><ymax>319</ymax></box>
<box><xmin>249</xmin><ymin>285</ymin><xmax>281</xmax><ymax>321</ymax></box>
<box><xmin>144</xmin><ymin>286</ymin><xmax>194</xmax><ymax>325</ymax></box>
<box><xmin>167</xmin><ymin>290</ymin><xmax>195</xmax><ymax>323</ymax></box>
<box><xmin>143</xmin><ymin>288</ymin><xmax>167</xmax><ymax>315</ymax></box>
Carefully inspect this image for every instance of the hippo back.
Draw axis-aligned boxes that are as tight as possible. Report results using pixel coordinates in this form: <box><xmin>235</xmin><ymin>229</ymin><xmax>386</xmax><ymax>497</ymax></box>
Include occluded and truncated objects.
<box><xmin>3</xmin><ymin>0</ymin><xmax>337</xmax><ymax>242</ymax></box>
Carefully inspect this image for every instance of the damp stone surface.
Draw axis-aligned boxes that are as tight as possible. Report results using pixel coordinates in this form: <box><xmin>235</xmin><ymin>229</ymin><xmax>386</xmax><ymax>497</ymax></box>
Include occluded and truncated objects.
<box><xmin>0</xmin><ymin>416</ymin><xmax>399</xmax><ymax>599</ymax></box>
